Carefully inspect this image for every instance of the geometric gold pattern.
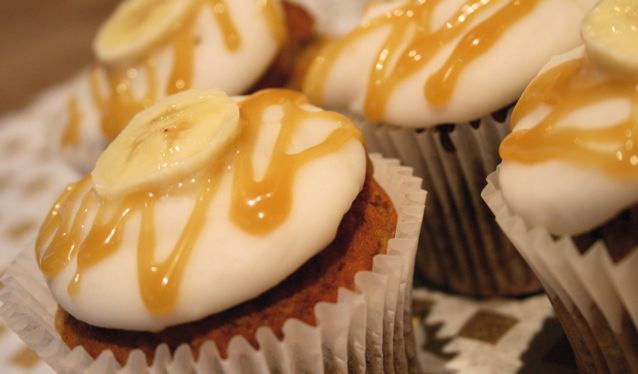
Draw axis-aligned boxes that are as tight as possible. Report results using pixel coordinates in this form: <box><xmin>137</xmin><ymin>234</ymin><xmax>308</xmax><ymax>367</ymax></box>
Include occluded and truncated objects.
<box><xmin>458</xmin><ymin>310</ymin><xmax>518</xmax><ymax>345</ymax></box>
<box><xmin>9</xmin><ymin>347</ymin><xmax>41</xmax><ymax>369</ymax></box>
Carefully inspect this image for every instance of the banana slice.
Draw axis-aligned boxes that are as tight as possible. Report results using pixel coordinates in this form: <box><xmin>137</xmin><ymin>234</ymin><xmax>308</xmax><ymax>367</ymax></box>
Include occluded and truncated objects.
<box><xmin>582</xmin><ymin>0</ymin><xmax>638</xmax><ymax>75</ymax></box>
<box><xmin>94</xmin><ymin>0</ymin><xmax>197</xmax><ymax>65</ymax></box>
<box><xmin>92</xmin><ymin>90</ymin><xmax>240</xmax><ymax>198</ymax></box>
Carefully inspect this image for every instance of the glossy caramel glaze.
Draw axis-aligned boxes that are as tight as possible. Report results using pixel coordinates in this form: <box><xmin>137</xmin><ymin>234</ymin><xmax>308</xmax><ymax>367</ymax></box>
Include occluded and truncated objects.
<box><xmin>61</xmin><ymin>97</ymin><xmax>81</xmax><ymax>147</ymax></box>
<box><xmin>500</xmin><ymin>56</ymin><xmax>638</xmax><ymax>179</ymax></box>
<box><xmin>39</xmin><ymin>89</ymin><xmax>362</xmax><ymax>315</ymax></box>
<box><xmin>304</xmin><ymin>0</ymin><xmax>539</xmax><ymax>120</ymax></box>
<box><xmin>63</xmin><ymin>0</ymin><xmax>285</xmax><ymax>144</ymax></box>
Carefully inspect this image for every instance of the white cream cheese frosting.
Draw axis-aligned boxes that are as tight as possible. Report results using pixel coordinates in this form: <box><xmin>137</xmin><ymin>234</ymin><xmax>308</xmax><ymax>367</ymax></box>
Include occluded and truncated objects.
<box><xmin>54</xmin><ymin>0</ymin><xmax>285</xmax><ymax>171</ymax></box>
<box><xmin>285</xmin><ymin>0</ymin><xmax>370</xmax><ymax>37</ymax></box>
<box><xmin>499</xmin><ymin>46</ymin><xmax>638</xmax><ymax>235</ymax></box>
<box><xmin>303</xmin><ymin>0</ymin><xmax>596</xmax><ymax>128</ymax></box>
<box><xmin>38</xmin><ymin>89</ymin><xmax>367</xmax><ymax>332</ymax></box>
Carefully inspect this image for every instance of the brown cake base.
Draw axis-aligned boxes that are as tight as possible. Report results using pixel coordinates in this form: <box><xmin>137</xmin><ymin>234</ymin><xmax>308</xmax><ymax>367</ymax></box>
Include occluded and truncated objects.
<box><xmin>56</xmin><ymin>173</ymin><xmax>397</xmax><ymax>366</ymax></box>
<box><xmin>573</xmin><ymin>204</ymin><xmax>638</xmax><ymax>264</ymax></box>
<box><xmin>546</xmin><ymin>288</ymin><xmax>638</xmax><ymax>373</ymax></box>
<box><xmin>485</xmin><ymin>165</ymin><xmax>638</xmax><ymax>373</ymax></box>
<box><xmin>558</xmin><ymin>204</ymin><xmax>638</xmax><ymax>373</ymax></box>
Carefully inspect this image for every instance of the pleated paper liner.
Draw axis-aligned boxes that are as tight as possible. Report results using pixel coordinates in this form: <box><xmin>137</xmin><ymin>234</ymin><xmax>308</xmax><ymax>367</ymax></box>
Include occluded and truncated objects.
<box><xmin>0</xmin><ymin>154</ymin><xmax>426</xmax><ymax>374</ymax></box>
<box><xmin>483</xmin><ymin>168</ymin><xmax>638</xmax><ymax>373</ymax></box>
<box><xmin>355</xmin><ymin>111</ymin><xmax>540</xmax><ymax>297</ymax></box>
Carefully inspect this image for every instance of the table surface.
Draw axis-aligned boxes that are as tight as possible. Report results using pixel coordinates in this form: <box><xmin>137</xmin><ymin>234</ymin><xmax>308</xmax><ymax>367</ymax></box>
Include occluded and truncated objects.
<box><xmin>0</xmin><ymin>0</ymin><xmax>119</xmax><ymax>115</ymax></box>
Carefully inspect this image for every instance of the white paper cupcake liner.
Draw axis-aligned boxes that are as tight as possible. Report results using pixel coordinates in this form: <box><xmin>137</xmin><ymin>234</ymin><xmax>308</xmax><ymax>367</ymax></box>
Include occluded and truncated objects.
<box><xmin>355</xmin><ymin>113</ymin><xmax>540</xmax><ymax>297</ymax></box>
<box><xmin>482</xmin><ymin>167</ymin><xmax>638</xmax><ymax>373</ymax></box>
<box><xmin>0</xmin><ymin>154</ymin><xmax>426</xmax><ymax>374</ymax></box>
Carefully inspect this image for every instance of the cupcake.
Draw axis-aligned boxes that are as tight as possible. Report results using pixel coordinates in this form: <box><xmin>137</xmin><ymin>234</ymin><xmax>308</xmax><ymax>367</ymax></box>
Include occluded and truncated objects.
<box><xmin>53</xmin><ymin>0</ymin><xmax>292</xmax><ymax>172</ymax></box>
<box><xmin>483</xmin><ymin>1</ymin><xmax>638</xmax><ymax>371</ymax></box>
<box><xmin>1</xmin><ymin>88</ymin><xmax>426</xmax><ymax>372</ymax></box>
<box><xmin>302</xmin><ymin>0</ymin><xmax>596</xmax><ymax>297</ymax></box>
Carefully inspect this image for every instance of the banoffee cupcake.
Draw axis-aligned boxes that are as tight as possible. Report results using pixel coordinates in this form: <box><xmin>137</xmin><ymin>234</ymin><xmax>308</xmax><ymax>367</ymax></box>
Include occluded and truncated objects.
<box><xmin>302</xmin><ymin>0</ymin><xmax>596</xmax><ymax>297</ymax></box>
<box><xmin>483</xmin><ymin>1</ymin><xmax>638</xmax><ymax>371</ymax></box>
<box><xmin>53</xmin><ymin>0</ymin><xmax>308</xmax><ymax>172</ymax></box>
<box><xmin>1</xmin><ymin>89</ymin><xmax>426</xmax><ymax>373</ymax></box>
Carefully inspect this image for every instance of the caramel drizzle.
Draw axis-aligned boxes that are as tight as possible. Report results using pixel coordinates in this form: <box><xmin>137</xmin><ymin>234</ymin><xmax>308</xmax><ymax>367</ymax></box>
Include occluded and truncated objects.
<box><xmin>304</xmin><ymin>0</ymin><xmax>539</xmax><ymax>120</ymax></box>
<box><xmin>90</xmin><ymin>61</ymin><xmax>159</xmax><ymax>140</ymax></box>
<box><xmin>61</xmin><ymin>0</ymin><xmax>285</xmax><ymax>143</ymax></box>
<box><xmin>231</xmin><ymin>90</ymin><xmax>362</xmax><ymax>234</ymax></box>
<box><xmin>500</xmin><ymin>57</ymin><xmax>638</xmax><ymax>179</ymax></box>
<box><xmin>38</xmin><ymin>89</ymin><xmax>361</xmax><ymax>314</ymax></box>
<box><xmin>37</xmin><ymin>176</ymin><xmax>94</xmax><ymax>278</ymax></box>
<box><xmin>165</xmin><ymin>18</ymin><xmax>196</xmax><ymax>95</ymax></box>
<box><xmin>209</xmin><ymin>0</ymin><xmax>241</xmax><ymax>51</ymax></box>
<box><xmin>60</xmin><ymin>97</ymin><xmax>81</xmax><ymax>147</ymax></box>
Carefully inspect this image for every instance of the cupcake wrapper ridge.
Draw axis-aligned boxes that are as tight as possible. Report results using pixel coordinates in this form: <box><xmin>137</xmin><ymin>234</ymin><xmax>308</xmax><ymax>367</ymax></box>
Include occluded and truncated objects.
<box><xmin>356</xmin><ymin>113</ymin><xmax>540</xmax><ymax>297</ymax></box>
<box><xmin>483</xmin><ymin>168</ymin><xmax>638</xmax><ymax>373</ymax></box>
<box><xmin>0</xmin><ymin>154</ymin><xmax>426</xmax><ymax>374</ymax></box>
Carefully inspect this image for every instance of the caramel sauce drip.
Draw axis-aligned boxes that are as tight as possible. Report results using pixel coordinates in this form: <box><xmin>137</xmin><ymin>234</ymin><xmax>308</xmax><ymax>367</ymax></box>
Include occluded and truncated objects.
<box><xmin>60</xmin><ymin>97</ymin><xmax>82</xmax><ymax>147</ymax></box>
<box><xmin>37</xmin><ymin>176</ymin><xmax>93</xmax><ymax>277</ymax></box>
<box><xmin>165</xmin><ymin>18</ymin><xmax>196</xmax><ymax>95</ymax></box>
<box><xmin>424</xmin><ymin>0</ymin><xmax>538</xmax><ymax>107</ymax></box>
<box><xmin>304</xmin><ymin>0</ymin><xmax>539</xmax><ymax>121</ymax></box>
<box><xmin>207</xmin><ymin>0</ymin><xmax>241</xmax><ymax>51</ymax></box>
<box><xmin>90</xmin><ymin>61</ymin><xmax>158</xmax><ymax>139</ymax></box>
<box><xmin>500</xmin><ymin>57</ymin><xmax>638</xmax><ymax>179</ymax></box>
<box><xmin>231</xmin><ymin>90</ymin><xmax>362</xmax><ymax>234</ymax></box>
<box><xmin>262</xmin><ymin>0</ymin><xmax>287</xmax><ymax>45</ymax></box>
<box><xmin>86</xmin><ymin>0</ymin><xmax>284</xmax><ymax>140</ymax></box>
<box><xmin>137</xmin><ymin>169</ymin><xmax>224</xmax><ymax>314</ymax></box>
<box><xmin>37</xmin><ymin>89</ymin><xmax>361</xmax><ymax>314</ymax></box>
